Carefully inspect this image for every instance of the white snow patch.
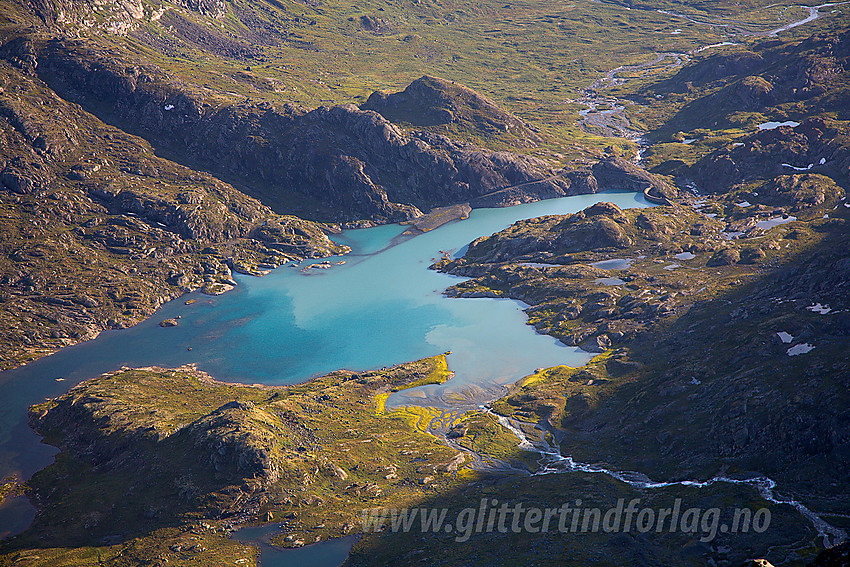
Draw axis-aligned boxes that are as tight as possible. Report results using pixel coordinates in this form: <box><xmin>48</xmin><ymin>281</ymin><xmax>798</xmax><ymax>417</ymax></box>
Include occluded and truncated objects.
<box><xmin>782</xmin><ymin>163</ymin><xmax>814</xmax><ymax>171</ymax></box>
<box><xmin>776</xmin><ymin>331</ymin><xmax>793</xmax><ymax>344</ymax></box>
<box><xmin>787</xmin><ymin>343</ymin><xmax>814</xmax><ymax>356</ymax></box>
<box><xmin>808</xmin><ymin>303</ymin><xmax>832</xmax><ymax>314</ymax></box>
<box><xmin>758</xmin><ymin>120</ymin><xmax>800</xmax><ymax>130</ymax></box>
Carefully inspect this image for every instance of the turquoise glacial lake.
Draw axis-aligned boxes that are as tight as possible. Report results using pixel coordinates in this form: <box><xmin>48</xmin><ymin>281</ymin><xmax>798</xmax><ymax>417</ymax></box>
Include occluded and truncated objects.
<box><xmin>0</xmin><ymin>190</ymin><xmax>651</xmax><ymax>541</ymax></box>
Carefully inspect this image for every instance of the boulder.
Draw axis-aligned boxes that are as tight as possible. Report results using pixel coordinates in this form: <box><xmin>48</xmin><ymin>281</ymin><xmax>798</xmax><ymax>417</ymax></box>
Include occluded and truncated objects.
<box><xmin>731</xmin><ymin>76</ymin><xmax>775</xmax><ymax>110</ymax></box>
<box><xmin>707</xmin><ymin>248</ymin><xmax>740</xmax><ymax>266</ymax></box>
<box><xmin>580</xmin><ymin>334</ymin><xmax>611</xmax><ymax>353</ymax></box>
<box><xmin>1</xmin><ymin>168</ymin><xmax>34</xmax><ymax>194</ymax></box>
<box><xmin>436</xmin><ymin>453</ymin><xmax>466</xmax><ymax>472</ymax></box>
<box><xmin>322</xmin><ymin>462</ymin><xmax>349</xmax><ymax>481</ymax></box>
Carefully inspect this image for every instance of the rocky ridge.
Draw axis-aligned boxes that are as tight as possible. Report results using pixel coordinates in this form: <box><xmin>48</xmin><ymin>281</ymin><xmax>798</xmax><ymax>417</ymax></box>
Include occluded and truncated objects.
<box><xmin>27</xmin><ymin>37</ymin><xmax>574</xmax><ymax>222</ymax></box>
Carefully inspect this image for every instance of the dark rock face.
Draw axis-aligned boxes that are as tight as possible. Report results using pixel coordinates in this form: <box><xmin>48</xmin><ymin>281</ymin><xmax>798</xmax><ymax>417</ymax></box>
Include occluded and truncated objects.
<box><xmin>188</xmin><ymin>401</ymin><xmax>280</xmax><ymax>483</ymax></box>
<box><xmin>359</xmin><ymin>15</ymin><xmax>393</xmax><ymax>34</ymax></box>
<box><xmin>0</xmin><ymin>166</ymin><xmax>35</xmax><ymax>193</ymax></box>
<box><xmin>689</xmin><ymin>118</ymin><xmax>850</xmax><ymax>196</ymax></box>
<box><xmin>592</xmin><ymin>156</ymin><xmax>674</xmax><ymax>198</ymax></box>
<box><xmin>11</xmin><ymin>41</ymin><xmax>676</xmax><ymax>225</ymax></box>
<box><xmin>177</xmin><ymin>0</ymin><xmax>226</xmax><ymax>17</ymax></box>
<box><xmin>730</xmin><ymin>75</ymin><xmax>776</xmax><ymax>110</ymax></box>
<box><xmin>34</xmin><ymin>44</ymin><xmax>569</xmax><ymax>222</ymax></box>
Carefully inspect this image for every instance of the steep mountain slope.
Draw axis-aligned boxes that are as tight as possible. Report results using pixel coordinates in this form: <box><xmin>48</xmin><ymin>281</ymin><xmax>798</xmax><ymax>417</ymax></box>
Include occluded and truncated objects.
<box><xmin>28</xmin><ymin>36</ymin><xmax>573</xmax><ymax>222</ymax></box>
<box><xmin>0</xmin><ymin>58</ymin><xmax>345</xmax><ymax>370</ymax></box>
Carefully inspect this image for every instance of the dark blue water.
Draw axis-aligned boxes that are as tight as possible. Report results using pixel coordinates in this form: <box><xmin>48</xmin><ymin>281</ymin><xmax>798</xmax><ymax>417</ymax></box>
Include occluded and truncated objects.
<box><xmin>0</xmin><ymin>191</ymin><xmax>651</xmax><ymax>546</ymax></box>
<box><xmin>232</xmin><ymin>525</ymin><xmax>359</xmax><ymax>567</ymax></box>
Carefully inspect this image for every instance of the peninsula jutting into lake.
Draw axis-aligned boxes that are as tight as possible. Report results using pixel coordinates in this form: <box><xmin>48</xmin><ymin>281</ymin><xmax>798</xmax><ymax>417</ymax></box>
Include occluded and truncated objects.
<box><xmin>0</xmin><ymin>0</ymin><xmax>849</xmax><ymax>565</ymax></box>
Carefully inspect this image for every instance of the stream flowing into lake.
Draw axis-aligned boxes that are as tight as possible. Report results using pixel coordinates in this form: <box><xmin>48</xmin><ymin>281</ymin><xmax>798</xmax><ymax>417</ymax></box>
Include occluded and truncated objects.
<box><xmin>1</xmin><ymin>187</ymin><xmax>843</xmax><ymax>564</ymax></box>
<box><xmin>0</xmin><ymin>191</ymin><xmax>650</xmax><ymax>542</ymax></box>
<box><xmin>492</xmin><ymin>413</ymin><xmax>848</xmax><ymax>549</ymax></box>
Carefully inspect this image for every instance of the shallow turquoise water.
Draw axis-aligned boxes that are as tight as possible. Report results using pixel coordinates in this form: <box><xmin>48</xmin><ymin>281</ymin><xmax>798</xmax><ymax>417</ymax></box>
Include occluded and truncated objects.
<box><xmin>0</xmin><ymin>190</ymin><xmax>651</xmax><ymax>538</ymax></box>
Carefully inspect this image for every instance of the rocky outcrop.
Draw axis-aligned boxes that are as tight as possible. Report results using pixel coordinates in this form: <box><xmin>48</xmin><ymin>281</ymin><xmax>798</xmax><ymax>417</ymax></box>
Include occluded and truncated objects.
<box><xmin>359</xmin><ymin>15</ymin><xmax>394</xmax><ymax>34</ymax></box>
<box><xmin>591</xmin><ymin>156</ymin><xmax>675</xmax><ymax>199</ymax></box>
<box><xmin>21</xmin><ymin>357</ymin><xmax>462</xmax><ymax>549</ymax></box>
<box><xmin>189</xmin><ymin>401</ymin><xmax>280</xmax><ymax>483</ymax></box>
<box><xmin>706</xmin><ymin>247</ymin><xmax>740</xmax><ymax>266</ymax></box>
<box><xmin>647</xmin><ymin>29</ymin><xmax>850</xmax><ymax>151</ymax></box>
<box><xmin>362</xmin><ymin>75</ymin><xmax>540</xmax><ymax>142</ymax></box>
<box><xmin>28</xmin><ymin>370</ymin><xmax>282</xmax><ymax>517</ymax></box>
<box><xmin>759</xmin><ymin>173</ymin><xmax>844</xmax><ymax>210</ymax></box>
<box><xmin>676</xmin><ymin>51</ymin><xmax>766</xmax><ymax>88</ymax></box>
<box><xmin>455</xmin><ymin>202</ymin><xmax>633</xmax><ymax>264</ymax></box>
<box><xmin>403</xmin><ymin>203</ymin><xmax>471</xmax><ymax>233</ymax></box>
<box><xmin>178</xmin><ymin>0</ymin><xmax>226</xmax><ymax>18</ymax></box>
<box><xmin>729</xmin><ymin>75</ymin><xmax>775</xmax><ymax>110</ymax></box>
